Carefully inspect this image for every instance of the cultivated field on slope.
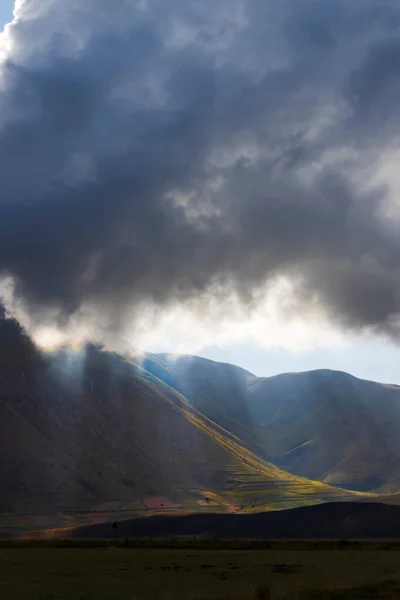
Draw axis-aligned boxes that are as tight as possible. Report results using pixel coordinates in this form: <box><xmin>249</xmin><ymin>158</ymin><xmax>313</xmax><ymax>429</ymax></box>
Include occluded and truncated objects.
<box><xmin>1</xmin><ymin>545</ymin><xmax>400</xmax><ymax>599</ymax></box>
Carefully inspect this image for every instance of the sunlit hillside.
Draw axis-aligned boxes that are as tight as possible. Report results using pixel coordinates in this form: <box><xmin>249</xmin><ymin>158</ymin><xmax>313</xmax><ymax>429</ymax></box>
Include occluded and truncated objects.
<box><xmin>0</xmin><ymin>312</ymin><xmax>368</xmax><ymax>535</ymax></box>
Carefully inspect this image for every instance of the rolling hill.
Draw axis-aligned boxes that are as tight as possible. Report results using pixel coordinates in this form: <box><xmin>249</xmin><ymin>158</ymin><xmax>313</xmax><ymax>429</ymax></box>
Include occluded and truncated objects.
<box><xmin>0</xmin><ymin>310</ymin><xmax>361</xmax><ymax>534</ymax></box>
<box><xmin>70</xmin><ymin>501</ymin><xmax>400</xmax><ymax>540</ymax></box>
<box><xmin>247</xmin><ymin>370</ymin><xmax>400</xmax><ymax>492</ymax></box>
<box><xmin>140</xmin><ymin>354</ymin><xmax>400</xmax><ymax>493</ymax></box>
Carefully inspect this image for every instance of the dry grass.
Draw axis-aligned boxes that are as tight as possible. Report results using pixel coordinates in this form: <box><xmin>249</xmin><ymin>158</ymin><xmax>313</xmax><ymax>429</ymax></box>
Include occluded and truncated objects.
<box><xmin>1</xmin><ymin>544</ymin><xmax>400</xmax><ymax>599</ymax></box>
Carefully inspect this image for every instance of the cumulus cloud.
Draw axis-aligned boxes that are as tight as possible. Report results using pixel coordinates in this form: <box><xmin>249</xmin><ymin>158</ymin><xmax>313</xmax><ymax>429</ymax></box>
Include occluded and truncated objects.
<box><xmin>1</xmin><ymin>0</ymin><xmax>400</xmax><ymax>350</ymax></box>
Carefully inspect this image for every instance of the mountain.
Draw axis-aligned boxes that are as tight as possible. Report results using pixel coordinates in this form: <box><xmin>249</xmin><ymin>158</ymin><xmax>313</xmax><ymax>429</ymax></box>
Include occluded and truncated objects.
<box><xmin>0</xmin><ymin>312</ymin><xmax>359</xmax><ymax>529</ymax></box>
<box><xmin>70</xmin><ymin>502</ymin><xmax>400</xmax><ymax>540</ymax></box>
<box><xmin>141</xmin><ymin>355</ymin><xmax>400</xmax><ymax>493</ymax></box>
<box><xmin>247</xmin><ymin>370</ymin><xmax>400</xmax><ymax>492</ymax></box>
<box><xmin>136</xmin><ymin>353</ymin><xmax>260</xmax><ymax>453</ymax></box>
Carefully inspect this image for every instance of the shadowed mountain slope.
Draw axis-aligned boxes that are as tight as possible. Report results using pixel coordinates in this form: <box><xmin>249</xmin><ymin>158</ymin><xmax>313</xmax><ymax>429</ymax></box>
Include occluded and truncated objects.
<box><xmin>141</xmin><ymin>355</ymin><xmax>400</xmax><ymax>492</ymax></box>
<box><xmin>247</xmin><ymin>370</ymin><xmax>400</xmax><ymax>492</ymax></box>
<box><xmin>0</xmin><ymin>312</ymin><xmax>359</xmax><ymax>520</ymax></box>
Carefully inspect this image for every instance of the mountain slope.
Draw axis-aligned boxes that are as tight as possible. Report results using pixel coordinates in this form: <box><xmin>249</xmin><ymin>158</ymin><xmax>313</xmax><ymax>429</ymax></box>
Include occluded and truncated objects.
<box><xmin>0</xmin><ymin>313</ymin><xmax>361</xmax><ymax>524</ymax></box>
<box><xmin>142</xmin><ymin>355</ymin><xmax>400</xmax><ymax>493</ymax></box>
<box><xmin>248</xmin><ymin>370</ymin><xmax>400</xmax><ymax>492</ymax></box>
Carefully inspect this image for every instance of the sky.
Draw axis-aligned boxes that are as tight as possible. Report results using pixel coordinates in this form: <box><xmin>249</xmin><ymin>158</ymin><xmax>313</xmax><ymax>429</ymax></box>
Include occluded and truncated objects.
<box><xmin>0</xmin><ymin>1</ymin><xmax>13</xmax><ymax>28</ymax></box>
<box><xmin>0</xmin><ymin>1</ymin><xmax>400</xmax><ymax>383</ymax></box>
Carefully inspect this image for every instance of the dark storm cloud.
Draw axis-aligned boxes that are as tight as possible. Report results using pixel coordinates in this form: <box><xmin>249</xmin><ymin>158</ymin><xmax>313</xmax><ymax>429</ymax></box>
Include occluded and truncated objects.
<box><xmin>1</xmin><ymin>0</ymin><xmax>400</xmax><ymax>336</ymax></box>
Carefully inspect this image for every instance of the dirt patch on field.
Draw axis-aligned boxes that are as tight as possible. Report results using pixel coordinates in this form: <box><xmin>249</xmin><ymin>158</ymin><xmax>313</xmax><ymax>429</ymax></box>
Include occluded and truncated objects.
<box><xmin>141</xmin><ymin>497</ymin><xmax>180</xmax><ymax>510</ymax></box>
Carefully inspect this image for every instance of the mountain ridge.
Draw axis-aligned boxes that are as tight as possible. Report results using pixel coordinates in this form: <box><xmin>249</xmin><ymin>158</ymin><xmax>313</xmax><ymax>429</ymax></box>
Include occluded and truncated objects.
<box><xmin>0</xmin><ymin>309</ymin><xmax>399</xmax><ymax>537</ymax></box>
<box><xmin>139</xmin><ymin>354</ymin><xmax>400</xmax><ymax>493</ymax></box>
<box><xmin>0</xmin><ymin>312</ymin><xmax>363</xmax><ymax>531</ymax></box>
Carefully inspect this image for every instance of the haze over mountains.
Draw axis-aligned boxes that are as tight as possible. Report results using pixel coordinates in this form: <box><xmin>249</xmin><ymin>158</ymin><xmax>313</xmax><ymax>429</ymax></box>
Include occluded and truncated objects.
<box><xmin>147</xmin><ymin>354</ymin><xmax>400</xmax><ymax>493</ymax></box>
<box><xmin>0</xmin><ymin>310</ymin><xmax>355</xmax><ymax>519</ymax></box>
<box><xmin>1</xmin><ymin>308</ymin><xmax>400</xmax><ymax>534</ymax></box>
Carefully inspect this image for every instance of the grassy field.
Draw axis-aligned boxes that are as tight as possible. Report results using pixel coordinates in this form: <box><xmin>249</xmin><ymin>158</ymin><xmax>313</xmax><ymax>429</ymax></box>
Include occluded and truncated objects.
<box><xmin>1</xmin><ymin>543</ymin><xmax>400</xmax><ymax>599</ymax></box>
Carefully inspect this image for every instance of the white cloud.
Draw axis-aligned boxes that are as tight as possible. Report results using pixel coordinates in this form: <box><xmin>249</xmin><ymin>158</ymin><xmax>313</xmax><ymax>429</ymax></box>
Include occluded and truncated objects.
<box><xmin>128</xmin><ymin>277</ymin><xmax>346</xmax><ymax>355</ymax></box>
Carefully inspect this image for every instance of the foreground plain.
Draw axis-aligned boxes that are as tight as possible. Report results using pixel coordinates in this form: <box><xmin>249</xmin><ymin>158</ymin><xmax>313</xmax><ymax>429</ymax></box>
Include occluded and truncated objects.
<box><xmin>1</xmin><ymin>544</ymin><xmax>400</xmax><ymax>599</ymax></box>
